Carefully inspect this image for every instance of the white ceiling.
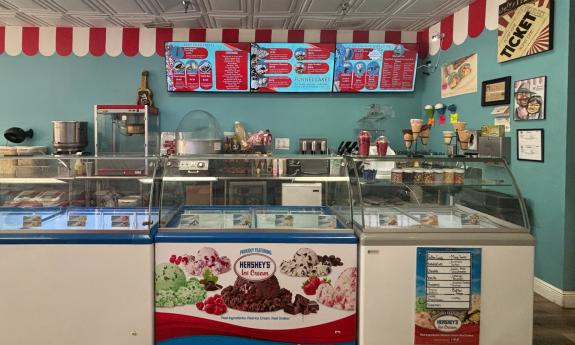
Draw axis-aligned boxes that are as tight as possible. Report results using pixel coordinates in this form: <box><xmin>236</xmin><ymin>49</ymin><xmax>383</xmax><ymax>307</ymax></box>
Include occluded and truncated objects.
<box><xmin>0</xmin><ymin>0</ymin><xmax>472</xmax><ymax>31</ymax></box>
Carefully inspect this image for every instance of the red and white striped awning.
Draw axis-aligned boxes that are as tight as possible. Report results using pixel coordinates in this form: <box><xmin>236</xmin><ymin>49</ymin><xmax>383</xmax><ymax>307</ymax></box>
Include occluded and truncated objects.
<box><xmin>0</xmin><ymin>27</ymin><xmax>417</xmax><ymax>57</ymax></box>
<box><xmin>0</xmin><ymin>0</ymin><xmax>508</xmax><ymax>59</ymax></box>
<box><xmin>417</xmin><ymin>0</ymin><xmax>506</xmax><ymax>59</ymax></box>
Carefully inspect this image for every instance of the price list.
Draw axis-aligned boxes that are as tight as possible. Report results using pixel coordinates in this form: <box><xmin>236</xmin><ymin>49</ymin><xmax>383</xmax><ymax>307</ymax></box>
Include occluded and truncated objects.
<box><xmin>425</xmin><ymin>252</ymin><xmax>472</xmax><ymax>310</ymax></box>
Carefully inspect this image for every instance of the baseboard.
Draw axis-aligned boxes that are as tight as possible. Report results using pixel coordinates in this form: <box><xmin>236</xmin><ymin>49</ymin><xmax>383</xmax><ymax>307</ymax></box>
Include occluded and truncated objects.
<box><xmin>534</xmin><ymin>277</ymin><xmax>575</xmax><ymax>308</ymax></box>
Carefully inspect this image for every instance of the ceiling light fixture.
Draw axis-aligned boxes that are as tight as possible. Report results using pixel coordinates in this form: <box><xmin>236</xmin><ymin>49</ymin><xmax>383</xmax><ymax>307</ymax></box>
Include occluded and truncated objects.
<box><xmin>431</xmin><ymin>33</ymin><xmax>445</xmax><ymax>42</ymax></box>
<box><xmin>182</xmin><ymin>0</ymin><xmax>192</xmax><ymax>13</ymax></box>
<box><xmin>419</xmin><ymin>33</ymin><xmax>446</xmax><ymax>76</ymax></box>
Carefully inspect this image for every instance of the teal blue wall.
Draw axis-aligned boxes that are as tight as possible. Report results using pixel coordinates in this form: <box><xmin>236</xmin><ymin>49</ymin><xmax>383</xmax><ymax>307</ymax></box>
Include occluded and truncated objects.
<box><xmin>563</xmin><ymin>1</ymin><xmax>575</xmax><ymax>292</ymax></box>
<box><xmin>0</xmin><ymin>55</ymin><xmax>420</xmax><ymax>153</ymax></box>
<box><xmin>417</xmin><ymin>0</ymin><xmax>573</xmax><ymax>289</ymax></box>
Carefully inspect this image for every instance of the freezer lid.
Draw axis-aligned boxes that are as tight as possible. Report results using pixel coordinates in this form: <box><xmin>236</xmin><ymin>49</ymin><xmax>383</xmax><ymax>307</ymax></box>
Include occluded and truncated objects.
<box><xmin>0</xmin><ymin>233</ymin><xmax>153</xmax><ymax>244</ymax></box>
<box><xmin>155</xmin><ymin>230</ymin><xmax>358</xmax><ymax>244</ymax></box>
<box><xmin>357</xmin><ymin>231</ymin><xmax>535</xmax><ymax>246</ymax></box>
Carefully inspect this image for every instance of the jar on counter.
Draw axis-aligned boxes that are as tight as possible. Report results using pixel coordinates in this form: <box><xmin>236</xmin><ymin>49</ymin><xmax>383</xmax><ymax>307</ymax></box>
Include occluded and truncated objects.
<box><xmin>424</xmin><ymin>169</ymin><xmax>434</xmax><ymax>185</ymax></box>
<box><xmin>391</xmin><ymin>168</ymin><xmax>403</xmax><ymax>184</ymax></box>
<box><xmin>454</xmin><ymin>168</ymin><xmax>465</xmax><ymax>185</ymax></box>
<box><xmin>414</xmin><ymin>169</ymin><xmax>425</xmax><ymax>184</ymax></box>
<box><xmin>433</xmin><ymin>169</ymin><xmax>444</xmax><ymax>185</ymax></box>
<box><xmin>444</xmin><ymin>169</ymin><xmax>455</xmax><ymax>184</ymax></box>
<box><xmin>403</xmin><ymin>168</ymin><xmax>414</xmax><ymax>184</ymax></box>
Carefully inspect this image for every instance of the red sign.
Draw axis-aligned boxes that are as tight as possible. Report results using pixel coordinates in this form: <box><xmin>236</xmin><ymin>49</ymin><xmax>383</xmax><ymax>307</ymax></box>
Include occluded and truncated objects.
<box><xmin>215</xmin><ymin>50</ymin><xmax>248</xmax><ymax>91</ymax></box>
<box><xmin>380</xmin><ymin>50</ymin><xmax>417</xmax><ymax>90</ymax></box>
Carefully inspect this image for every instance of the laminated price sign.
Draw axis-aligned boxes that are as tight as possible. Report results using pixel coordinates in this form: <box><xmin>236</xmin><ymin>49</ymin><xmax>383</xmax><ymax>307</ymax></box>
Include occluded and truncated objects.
<box><xmin>414</xmin><ymin>248</ymin><xmax>482</xmax><ymax>345</ymax></box>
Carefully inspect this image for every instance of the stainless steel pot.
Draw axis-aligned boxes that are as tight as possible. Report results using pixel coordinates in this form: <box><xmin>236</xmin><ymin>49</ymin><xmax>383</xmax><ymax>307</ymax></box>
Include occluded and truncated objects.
<box><xmin>52</xmin><ymin>121</ymin><xmax>88</xmax><ymax>154</ymax></box>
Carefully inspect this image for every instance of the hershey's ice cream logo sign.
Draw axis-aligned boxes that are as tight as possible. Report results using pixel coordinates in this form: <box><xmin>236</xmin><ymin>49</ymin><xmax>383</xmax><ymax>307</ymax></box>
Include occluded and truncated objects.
<box><xmin>234</xmin><ymin>254</ymin><xmax>276</xmax><ymax>281</ymax></box>
<box><xmin>434</xmin><ymin>315</ymin><xmax>462</xmax><ymax>333</ymax></box>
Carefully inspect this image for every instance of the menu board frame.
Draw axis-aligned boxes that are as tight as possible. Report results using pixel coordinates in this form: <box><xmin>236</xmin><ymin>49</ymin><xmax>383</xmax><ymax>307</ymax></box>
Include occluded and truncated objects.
<box><xmin>164</xmin><ymin>41</ymin><xmax>418</xmax><ymax>93</ymax></box>
<box><xmin>249</xmin><ymin>43</ymin><xmax>336</xmax><ymax>93</ymax></box>
<box><xmin>333</xmin><ymin>43</ymin><xmax>418</xmax><ymax>93</ymax></box>
<box><xmin>165</xmin><ymin>42</ymin><xmax>251</xmax><ymax>93</ymax></box>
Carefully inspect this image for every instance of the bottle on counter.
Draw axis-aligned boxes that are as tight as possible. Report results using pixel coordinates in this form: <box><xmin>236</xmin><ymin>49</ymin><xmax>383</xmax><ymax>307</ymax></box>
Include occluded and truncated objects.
<box><xmin>358</xmin><ymin>131</ymin><xmax>371</xmax><ymax>156</ymax></box>
<box><xmin>375</xmin><ymin>136</ymin><xmax>389</xmax><ymax>157</ymax></box>
<box><xmin>234</xmin><ymin>121</ymin><xmax>249</xmax><ymax>150</ymax></box>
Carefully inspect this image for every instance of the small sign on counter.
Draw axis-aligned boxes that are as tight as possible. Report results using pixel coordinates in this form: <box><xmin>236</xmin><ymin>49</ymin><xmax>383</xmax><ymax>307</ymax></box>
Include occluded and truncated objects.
<box><xmin>67</xmin><ymin>215</ymin><xmax>87</xmax><ymax>227</ymax></box>
<box><xmin>415</xmin><ymin>247</ymin><xmax>481</xmax><ymax>345</ymax></box>
<box><xmin>111</xmin><ymin>215</ymin><xmax>131</xmax><ymax>228</ymax></box>
<box><xmin>22</xmin><ymin>215</ymin><xmax>42</xmax><ymax>228</ymax></box>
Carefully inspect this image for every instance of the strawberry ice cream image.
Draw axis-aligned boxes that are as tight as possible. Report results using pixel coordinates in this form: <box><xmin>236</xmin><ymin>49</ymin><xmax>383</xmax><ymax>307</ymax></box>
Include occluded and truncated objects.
<box><xmin>182</xmin><ymin>247</ymin><xmax>231</xmax><ymax>276</ymax></box>
<box><xmin>316</xmin><ymin>267</ymin><xmax>357</xmax><ymax>311</ymax></box>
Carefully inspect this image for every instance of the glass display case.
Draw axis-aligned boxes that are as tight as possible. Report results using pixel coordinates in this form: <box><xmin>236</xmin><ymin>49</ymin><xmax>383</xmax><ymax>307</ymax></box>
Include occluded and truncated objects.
<box><xmin>159</xmin><ymin>155</ymin><xmax>353</xmax><ymax>231</ymax></box>
<box><xmin>155</xmin><ymin>155</ymin><xmax>358</xmax><ymax>345</ymax></box>
<box><xmin>346</xmin><ymin>156</ymin><xmax>530</xmax><ymax>232</ymax></box>
<box><xmin>94</xmin><ymin>105</ymin><xmax>160</xmax><ymax>175</ymax></box>
<box><xmin>0</xmin><ymin>156</ymin><xmax>159</xmax><ymax>238</ymax></box>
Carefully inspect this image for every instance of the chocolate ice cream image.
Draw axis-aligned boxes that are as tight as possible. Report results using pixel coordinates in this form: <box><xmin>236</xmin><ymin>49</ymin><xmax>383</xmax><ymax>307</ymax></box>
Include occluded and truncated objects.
<box><xmin>280</xmin><ymin>248</ymin><xmax>332</xmax><ymax>277</ymax></box>
<box><xmin>221</xmin><ymin>275</ymin><xmax>292</xmax><ymax>312</ymax></box>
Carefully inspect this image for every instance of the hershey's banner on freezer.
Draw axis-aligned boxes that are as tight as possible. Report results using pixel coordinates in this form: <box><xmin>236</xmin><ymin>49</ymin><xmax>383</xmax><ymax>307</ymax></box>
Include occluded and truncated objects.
<box><xmin>415</xmin><ymin>247</ymin><xmax>482</xmax><ymax>345</ymax></box>
<box><xmin>155</xmin><ymin>242</ymin><xmax>357</xmax><ymax>345</ymax></box>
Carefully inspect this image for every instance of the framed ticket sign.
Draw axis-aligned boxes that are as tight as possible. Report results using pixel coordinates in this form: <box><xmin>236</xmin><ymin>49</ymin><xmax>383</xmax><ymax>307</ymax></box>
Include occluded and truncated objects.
<box><xmin>498</xmin><ymin>0</ymin><xmax>554</xmax><ymax>63</ymax></box>
<box><xmin>165</xmin><ymin>42</ymin><xmax>250</xmax><ymax>92</ymax></box>
<box><xmin>333</xmin><ymin>43</ymin><xmax>417</xmax><ymax>92</ymax></box>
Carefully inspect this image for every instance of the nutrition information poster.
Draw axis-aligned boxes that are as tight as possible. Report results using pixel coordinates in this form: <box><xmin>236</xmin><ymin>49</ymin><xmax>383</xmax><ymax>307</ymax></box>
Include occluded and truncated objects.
<box><xmin>414</xmin><ymin>247</ymin><xmax>481</xmax><ymax>345</ymax></box>
<box><xmin>166</xmin><ymin>42</ymin><xmax>250</xmax><ymax>92</ymax></box>
<box><xmin>250</xmin><ymin>43</ymin><xmax>335</xmax><ymax>92</ymax></box>
<box><xmin>333</xmin><ymin>43</ymin><xmax>417</xmax><ymax>92</ymax></box>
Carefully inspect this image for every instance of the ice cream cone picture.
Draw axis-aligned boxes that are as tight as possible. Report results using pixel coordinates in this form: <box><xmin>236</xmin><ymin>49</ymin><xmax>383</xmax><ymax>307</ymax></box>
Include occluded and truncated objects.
<box><xmin>410</xmin><ymin>119</ymin><xmax>423</xmax><ymax>140</ymax></box>
<box><xmin>458</xmin><ymin>130</ymin><xmax>473</xmax><ymax>150</ymax></box>
<box><xmin>447</xmin><ymin>104</ymin><xmax>458</xmax><ymax>124</ymax></box>
<box><xmin>403</xmin><ymin>129</ymin><xmax>414</xmax><ymax>150</ymax></box>
<box><xmin>420</xmin><ymin>125</ymin><xmax>431</xmax><ymax>145</ymax></box>
<box><xmin>423</xmin><ymin>104</ymin><xmax>435</xmax><ymax>124</ymax></box>
<box><xmin>452</xmin><ymin>122</ymin><xmax>467</xmax><ymax>133</ymax></box>
<box><xmin>435</xmin><ymin>103</ymin><xmax>446</xmax><ymax>126</ymax></box>
<box><xmin>443</xmin><ymin>131</ymin><xmax>454</xmax><ymax>145</ymax></box>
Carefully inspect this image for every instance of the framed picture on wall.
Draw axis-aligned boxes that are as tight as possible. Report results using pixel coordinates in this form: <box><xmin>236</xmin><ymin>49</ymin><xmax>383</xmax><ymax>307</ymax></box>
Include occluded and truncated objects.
<box><xmin>481</xmin><ymin>76</ymin><xmax>511</xmax><ymax>106</ymax></box>
<box><xmin>498</xmin><ymin>0</ymin><xmax>554</xmax><ymax>63</ymax></box>
<box><xmin>517</xmin><ymin>129</ymin><xmax>544</xmax><ymax>162</ymax></box>
<box><xmin>514</xmin><ymin>76</ymin><xmax>546</xmax><ymax>120</ymax></box>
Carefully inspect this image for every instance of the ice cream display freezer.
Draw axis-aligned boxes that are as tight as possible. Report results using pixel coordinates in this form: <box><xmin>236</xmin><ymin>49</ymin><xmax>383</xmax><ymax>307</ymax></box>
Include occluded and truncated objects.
<box><xmin>347</xmin><ymin>156</ymin><xmax>534</xmax><ymax>345</ymax></box>
<box><xmin>0</xmin><ymin>156</ymin><xmax>159</xmax><ymax>345</ymax></box>
<box><xmin>154</xmin><ymin>156</ymin><xmax>358</xmax><ymax>345</ymax></box>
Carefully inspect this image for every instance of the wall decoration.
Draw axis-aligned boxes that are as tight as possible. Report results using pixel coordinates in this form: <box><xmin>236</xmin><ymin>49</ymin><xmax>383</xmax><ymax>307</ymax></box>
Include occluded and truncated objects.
<box><xmin>498</xmin><ymin>0</ymin><xmax>554</xmax><ymax>63</ymax></box>
<box><xmin>441</xmin><ymin>53</ymin><xmax>478</xmax><ymax>99</ymax></box>
<box><xmin>514</xmin><ymin>76</ymin><xmax>546</xmax><ymax>120</ymax></box>
<box><xmin>481</xmin><ymin>76</ymin><xmax>511</xmax><ymax>106</ymax></box>
<box><xmin>517</xmin><ymin>129</ymin><xmax>544</xmax><ymax>162</ymax></box>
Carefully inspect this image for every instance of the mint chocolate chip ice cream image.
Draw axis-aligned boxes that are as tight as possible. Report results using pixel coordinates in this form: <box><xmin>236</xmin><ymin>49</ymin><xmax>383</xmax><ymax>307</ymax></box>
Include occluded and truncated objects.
<box><xmin>155</xmin><ymin>265</ymin><xmax>207</xmax><ymax>308</ymax></box>
<box><xmin>155</xmin><ymin>263</ymin><xmax>187</xmax><ymax>292</ymax></box>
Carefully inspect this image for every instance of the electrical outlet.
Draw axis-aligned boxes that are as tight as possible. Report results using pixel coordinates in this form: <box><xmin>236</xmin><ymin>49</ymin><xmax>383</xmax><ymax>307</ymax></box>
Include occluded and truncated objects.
<box><xmin>275</xmin><ymin>138</ymin><xmax>290</xmax><ymax>150</ymax></box>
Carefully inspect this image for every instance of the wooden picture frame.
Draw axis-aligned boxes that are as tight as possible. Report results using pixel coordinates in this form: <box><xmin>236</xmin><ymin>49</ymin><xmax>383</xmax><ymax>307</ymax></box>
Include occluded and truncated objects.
<box><xmin>517</xmin><ymin>129</ymin><xmax>544</xmax><ymax>162</ymax></box>
<box><xmin>481</xmin><ymin>76</ymin><xmax>511</xmax><ymax>106</ymax></box>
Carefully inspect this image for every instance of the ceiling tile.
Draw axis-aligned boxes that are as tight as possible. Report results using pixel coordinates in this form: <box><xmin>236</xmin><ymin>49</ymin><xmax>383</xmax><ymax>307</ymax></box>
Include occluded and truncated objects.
<box><xmin>212</xmin><ymin>15</ymin><xmax>246</xmax><ymax>28</ymax></box>
<box><xmin>353</xmin><ymin>0</ymin><xmax>399</xmax><ymax>14</ymax></box>
<box><xmin>49</xmin><ymin>0</ymin><xmax>93</xmax><ymax>12</ymax></box>
<box><xmin>104</xmin><ymin>0</ymin><xmax>146</xmax><ymax>14</ymax></box>
<box><xmin>302</xmin><ymin>0</ymin><xmax>342</xmax><ymax>14</ymax></box>
<box><xmin>204</xmin><ymin>0</ymin><xmax>246</xmax><ymax>13</ymax></box>
<box><xmin>255</xmin><ymin>0</ymin><xmax>298</xmax><ymax>13</ymax></box>
<box><xmin>295</xmin><ymin>17</ymin><xmax>331</xmax><ymax>29</ymax></box>
<box><xmin>254</xmin><ymin>16</ymin><xmax>289</xmax><ymax>29</ymax></box>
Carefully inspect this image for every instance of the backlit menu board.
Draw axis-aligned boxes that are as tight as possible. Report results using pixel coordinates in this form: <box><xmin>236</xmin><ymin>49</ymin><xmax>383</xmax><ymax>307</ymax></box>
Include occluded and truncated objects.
<box><xmin>166</xmin><ymin>42</ymin><xmax>250</xmax><ymax>92</ymax></box>
<box><xmin>250</xmin><ymin>43</ymin><xmax>335</xmax><ymax>93</ymax></box>
<box><xmin>333</xmin><ymin>43</ymin><xmax>418</xmax><ymax>92</ymax></box>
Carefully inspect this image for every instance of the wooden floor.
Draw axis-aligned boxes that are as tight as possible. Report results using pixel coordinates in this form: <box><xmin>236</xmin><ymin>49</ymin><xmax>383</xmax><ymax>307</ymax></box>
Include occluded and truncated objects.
<box><xmin>534</xmin><ymin>294</ymin><xmax>575</xmax><ymax>344</ymax></box>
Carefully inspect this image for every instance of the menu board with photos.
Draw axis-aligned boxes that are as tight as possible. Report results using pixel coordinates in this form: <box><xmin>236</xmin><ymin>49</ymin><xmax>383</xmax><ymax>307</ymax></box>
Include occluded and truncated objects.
<box><xmin>333</xmin><ymin>43</ymin><xmax>418</xmax><ymax>92</ymax></box>
<box><xmin>165</xmin><ymin>42</ymin><xmax>250</xmax><ymax>92</ymax></box>
<box><xmin>250</xmin><ymin>43</ymin><xmax>335</xmax><ymax>92</ymax></box>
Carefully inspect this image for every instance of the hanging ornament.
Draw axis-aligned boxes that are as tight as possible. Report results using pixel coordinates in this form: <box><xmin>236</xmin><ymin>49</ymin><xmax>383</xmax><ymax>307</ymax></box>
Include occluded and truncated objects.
<box><xmin>447</xmin><ymin>104</ymin><xmax>458</xmax><ymax>124</ymax></box>
<box><xmin>435</xmin><ymin>103</ymin><xmax>446</xmax><ymax>125</ymax></box>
